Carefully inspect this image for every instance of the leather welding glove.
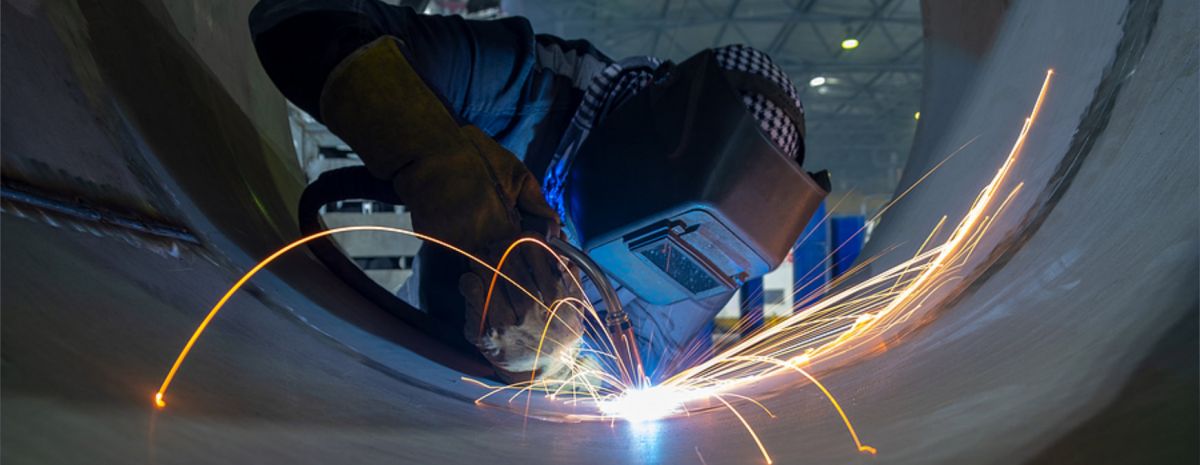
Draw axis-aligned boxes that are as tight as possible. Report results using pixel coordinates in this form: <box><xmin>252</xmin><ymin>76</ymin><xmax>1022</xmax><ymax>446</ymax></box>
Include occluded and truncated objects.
<box><xmin>319</xmin><ymin>36</ymin><xmax>559</xmax><ymax>252</ymax></box>
<box><xmin>459</xmin><ymin>244</ymin><xmax>586</xmax><ymax>383</ymax></box>
<box><xmin>317</xmin><ymin>37</ymin><xmax>580</xmax><ymax>379</ymax></box>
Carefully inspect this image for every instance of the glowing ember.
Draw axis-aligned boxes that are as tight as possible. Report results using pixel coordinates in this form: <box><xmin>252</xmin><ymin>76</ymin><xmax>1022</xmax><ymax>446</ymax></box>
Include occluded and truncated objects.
<box><xmin>596</xmin><ymin>386</ymin><xmax>708</xmax><ymax>422</ymax></box>
<box><xmin>152</xmin><ymin>68</ymin><xmax>1056</xmax><ymax>465</ymax></box>
<box><xmin>471</xmin><ymin>68</ymin><xmax>1055</xmax><ymax>462</ymax></box>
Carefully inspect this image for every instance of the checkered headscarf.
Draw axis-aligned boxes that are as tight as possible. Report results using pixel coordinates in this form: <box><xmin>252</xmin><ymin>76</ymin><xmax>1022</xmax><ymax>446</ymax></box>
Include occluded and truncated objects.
<box><xmin>584</xmin><ymin>45</ymin><xmax>805</xmax><ymax>159</ymax></box>
<box><xmin>713</xmin><ymin>44</ymin><xmax>805</xmax><ymax>160</ymax></box>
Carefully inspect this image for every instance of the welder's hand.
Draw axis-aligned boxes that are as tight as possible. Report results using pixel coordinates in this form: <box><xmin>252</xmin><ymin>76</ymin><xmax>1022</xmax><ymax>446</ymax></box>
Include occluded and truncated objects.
<box><xmin>459</xmin><ymin>243</ymin><xmax>585</xmax><ymax>383</ymax></box>
<box><xmin>398</xmin><ymin>125</ymin><xmax>561</xmax><ymax>253</ymax></box>
<box><xmin>318</xmin><ymin>36</ymin><xmax>561</xmax><ymax>254</ymax></box>
<box><xmin>318</xmin><ymin>36</ymin><xmax>577</xmax><ymax>380</ymax></box>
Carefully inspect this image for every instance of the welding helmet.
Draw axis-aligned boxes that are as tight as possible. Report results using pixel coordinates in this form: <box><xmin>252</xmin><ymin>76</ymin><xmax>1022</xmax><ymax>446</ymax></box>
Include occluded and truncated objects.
<box><xmin>563</xmin><ymin>48</ymin><xmax>830</xmax><ymax>305</ymax></box>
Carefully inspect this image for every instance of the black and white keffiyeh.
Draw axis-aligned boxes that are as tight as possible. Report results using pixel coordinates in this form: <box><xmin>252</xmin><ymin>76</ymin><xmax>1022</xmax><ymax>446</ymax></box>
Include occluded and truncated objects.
<box><xmin>714</xmin><ymin>44</ymin><xmax>805</xmax><ymax>160</ymax></box>
<box><xmin>541</xmin><ymin>56</ymin><xmax>660</xmax><ymax>228</ymax></box>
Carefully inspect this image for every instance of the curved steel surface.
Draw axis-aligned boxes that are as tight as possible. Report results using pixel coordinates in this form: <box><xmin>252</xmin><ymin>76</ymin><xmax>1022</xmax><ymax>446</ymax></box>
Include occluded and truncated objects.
<box><xmin>1</xmin><ymin>0</ymin><xmax>1195</xmax><ymax>464</ymax></box>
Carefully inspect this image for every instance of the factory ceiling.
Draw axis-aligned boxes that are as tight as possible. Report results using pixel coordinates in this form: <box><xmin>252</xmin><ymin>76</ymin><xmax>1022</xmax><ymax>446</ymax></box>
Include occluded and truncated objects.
<box><xmin>417</xmin><ymin>0</ymin><xmax>925</xmax><ymax>214</ymax></box>
<box><xmin>509</xmin><ymin>0</ymin><xmax>924</xmax><ymax>214</ymax></box>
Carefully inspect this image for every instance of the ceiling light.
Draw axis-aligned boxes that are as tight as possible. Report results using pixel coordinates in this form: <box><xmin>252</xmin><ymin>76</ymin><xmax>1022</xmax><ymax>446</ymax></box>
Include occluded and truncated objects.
<box><xmin>809</xmin><ymin>76</ymin><xmax>827</xmax><ymax>87</ymax></box>
<box><xmin>841</xmin><ymin>38</ymin><xmax>860</xmax><ymax>50</ymax></box>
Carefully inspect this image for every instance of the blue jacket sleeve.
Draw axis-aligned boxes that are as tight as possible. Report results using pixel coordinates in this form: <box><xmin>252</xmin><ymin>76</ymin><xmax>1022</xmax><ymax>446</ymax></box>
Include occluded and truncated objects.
<box><xmin>249</xmin><ymin>0</ymin><xmax>610</xmax><ymax>163</ymax></box>
<box><xmin>389</xmin><ymin>9</ymin><xmax>613</xmax><ymax>163</ymax></box>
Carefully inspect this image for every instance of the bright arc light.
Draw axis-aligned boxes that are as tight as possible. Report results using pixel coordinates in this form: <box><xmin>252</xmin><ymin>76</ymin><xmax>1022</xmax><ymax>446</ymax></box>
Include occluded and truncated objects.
<box><xmin>598</xmin><ymin>386</ymin><xmax>700</xmax><ymax>422</ymax></box>
<box><xmin>809</xmin><ymin>76</ymin><xmax>827</xmax><ymax>87</ymax></box>
<box><xmin>914</xmin><ymin>111</ymin><xmax>921</xmax><ymax>120</ymax></box>
<box><xmin>156</xmin><ymin>68</ymin><xmax>1058</xmax><ymax>464</ymax></box>
<box><xmin>840</xmin><ymin>38</ymin><xmax>860</xmax><ymax>50</ymax></box>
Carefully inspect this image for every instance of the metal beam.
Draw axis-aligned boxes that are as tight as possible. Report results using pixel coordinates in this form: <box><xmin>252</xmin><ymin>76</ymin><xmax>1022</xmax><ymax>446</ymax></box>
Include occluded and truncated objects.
<box><xmin>649</xmin><ymin>0</ymin><xmax>673</xmax><ymax>55</ymax></box>
<box><xmin>553</xmin><ymin>13</ymin><xmax>921</xmax><ymax>33</ymax></box>
<box><xmin>780</xmin><ymin>61</ymin><xmax>921</xmax><ymax>73</ymax></box>
<box><xmin>709</xmin><ymin>0</ymin><xmax>743</xmax><ymax>47</ymax></box>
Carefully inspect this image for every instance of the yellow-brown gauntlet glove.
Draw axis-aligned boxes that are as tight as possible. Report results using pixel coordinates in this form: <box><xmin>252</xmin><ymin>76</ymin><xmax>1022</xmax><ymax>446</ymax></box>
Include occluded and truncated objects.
<box><xmin>319</xmin><ymin>37</ymin><xmax>557</xmax><ymax>250</ymax></box>
<box><xmin>318</xmin><ymin>37</ymin><xmax>581</xmax><ymax>380</ymax></box>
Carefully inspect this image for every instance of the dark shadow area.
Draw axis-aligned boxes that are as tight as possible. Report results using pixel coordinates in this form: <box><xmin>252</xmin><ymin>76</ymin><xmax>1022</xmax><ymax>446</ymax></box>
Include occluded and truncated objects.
<box><xmin>1026</xmin><ymin>308</ymin><xmax>1199</xmax><ymax>465</ymax></box>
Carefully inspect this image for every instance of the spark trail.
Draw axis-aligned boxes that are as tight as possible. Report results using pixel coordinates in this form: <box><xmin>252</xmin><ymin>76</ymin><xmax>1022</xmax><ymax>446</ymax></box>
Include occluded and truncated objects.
<box><xmin>151</xmin><ymin>226</ymin><xmax>590</xmax><ymax>409</ymax></box>
<box><xmin>472</xmin><ymin>68</ymin><xmax>1054</xmax><ymax>462</ymax></box>
<box><xmin>152</xmin><ymin>68</ymin><xmax>1055</xmax><ymax>465</ymax></box>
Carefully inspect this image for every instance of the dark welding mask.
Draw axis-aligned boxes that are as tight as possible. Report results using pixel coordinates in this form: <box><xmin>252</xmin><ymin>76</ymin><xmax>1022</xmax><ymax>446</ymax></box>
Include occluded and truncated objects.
<box><xmin>563</xmin><ymin>49</ymin><xmax>830</xmax><ymax>306</ymax></box>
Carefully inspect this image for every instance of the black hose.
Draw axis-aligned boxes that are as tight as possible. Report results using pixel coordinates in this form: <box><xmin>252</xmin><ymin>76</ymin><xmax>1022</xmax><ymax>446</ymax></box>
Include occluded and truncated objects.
<box><xmin>297</xmin><ymin>166</ymin><xmax>481</xmax><ymax>354</ymax></box>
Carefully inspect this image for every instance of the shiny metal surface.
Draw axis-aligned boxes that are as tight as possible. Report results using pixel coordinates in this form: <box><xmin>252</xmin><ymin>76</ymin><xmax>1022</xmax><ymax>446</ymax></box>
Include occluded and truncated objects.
<box><xmin>1</xmin><ymin>0</ymin><xmax>1195</xmax><ymax>464</ymax></box>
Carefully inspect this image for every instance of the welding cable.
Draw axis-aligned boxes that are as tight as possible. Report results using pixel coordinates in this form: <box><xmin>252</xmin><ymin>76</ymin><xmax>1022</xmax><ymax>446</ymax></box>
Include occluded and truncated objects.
<box><xmin>297</xmin><ymin>166</ymin><xmax>485</xmax><ymax>356</ymax></box>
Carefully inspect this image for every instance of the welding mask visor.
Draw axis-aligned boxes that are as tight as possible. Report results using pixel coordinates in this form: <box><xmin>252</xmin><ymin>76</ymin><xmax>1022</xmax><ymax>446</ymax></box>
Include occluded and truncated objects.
<box><xmin>564</xmin><ymin>49</ymin><xmax>829</xmax><ymax>306</ymax></box>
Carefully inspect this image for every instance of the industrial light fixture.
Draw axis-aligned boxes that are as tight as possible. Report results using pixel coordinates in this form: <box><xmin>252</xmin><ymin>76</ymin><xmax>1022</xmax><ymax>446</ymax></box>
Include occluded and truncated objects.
<box><xmin>809</xmin><ymin>76</ymin><xmax>827</xmax><ymax>87</ymax></box>
<box><xmin>841</xmin><ymin>38</ymin><xmax>860</xmax><ymax>50</ymax></box>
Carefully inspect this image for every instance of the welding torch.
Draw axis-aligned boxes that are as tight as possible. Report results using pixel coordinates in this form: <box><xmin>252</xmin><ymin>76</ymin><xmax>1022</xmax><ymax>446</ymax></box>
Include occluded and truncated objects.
<box><xmin>548</xmin><ymin>236</ymin><xmax>645</xmax><ymax>389</ymax></box>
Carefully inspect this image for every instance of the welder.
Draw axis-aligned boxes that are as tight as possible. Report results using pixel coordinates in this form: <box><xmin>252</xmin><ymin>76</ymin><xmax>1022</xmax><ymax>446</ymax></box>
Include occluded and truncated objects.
<box><xmin>249</xmin><ymin>0</ymin><xmax>828</xmax><ymax>383</ymax></box>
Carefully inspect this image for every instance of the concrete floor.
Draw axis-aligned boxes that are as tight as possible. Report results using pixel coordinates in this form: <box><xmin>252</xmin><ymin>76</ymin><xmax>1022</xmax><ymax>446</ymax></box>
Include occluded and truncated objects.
<box><xmin>2</xmin><ymin>0</ymin><xmax>1196</xmax><ymax>464</ymax></box>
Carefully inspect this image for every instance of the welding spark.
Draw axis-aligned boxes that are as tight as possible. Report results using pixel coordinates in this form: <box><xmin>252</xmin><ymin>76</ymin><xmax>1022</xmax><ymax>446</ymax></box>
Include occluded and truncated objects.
<box><xmin>478</xmin><ymin>68</ymin><xmax>1053</xmax><ymax>462</ymax></box>
<box><xmin>596</xmin><ymin>385</ymin><xmax>708</xmax><ymax>422</ymax></box>
<box><xmin>154</xmin><ymin>69</ymin><xmax>1054</xmax><ymax>465</ymax></box>
<box><xmin>151</xmin><ymin>225</ymin><xmax>576</xmax><ymax>409</ymax></box>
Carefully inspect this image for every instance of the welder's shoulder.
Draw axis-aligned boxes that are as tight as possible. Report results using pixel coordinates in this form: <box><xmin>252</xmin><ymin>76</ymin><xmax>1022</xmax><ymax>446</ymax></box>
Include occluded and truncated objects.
<box><xmin>531</xmin><ymin>34</ymin><xmax>614</xmax><ymax>91</ymax></box>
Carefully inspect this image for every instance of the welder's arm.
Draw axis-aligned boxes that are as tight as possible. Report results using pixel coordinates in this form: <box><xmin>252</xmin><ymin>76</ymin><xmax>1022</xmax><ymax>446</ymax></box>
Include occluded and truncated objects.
<box><xmin>317</xmin><ymin>36</ymin><xmax>558</xmax><ymax>252</ymax></box>
<box><xmin>281</xmin><ymin>35</ymin><xmax>581</xmax><ymax>381</ymax></box>
<box><xmin>249</xmin><ymin>2</ymin><xmax>585</xmax><ymax>380</ymax></box>
<box><xmin>249</xmin><ymin>1</ymin><xmax>560</xmax><ymax>247</ymax></box>
<box><xmin>248</xmin><ymin>0</ymin><xmax>546</xmax><ymax>136</ymax></box>
<box><xmin>316</xmin><ymin>38</ymin><xmax>585</xmax><ymax>382</ymax></box>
